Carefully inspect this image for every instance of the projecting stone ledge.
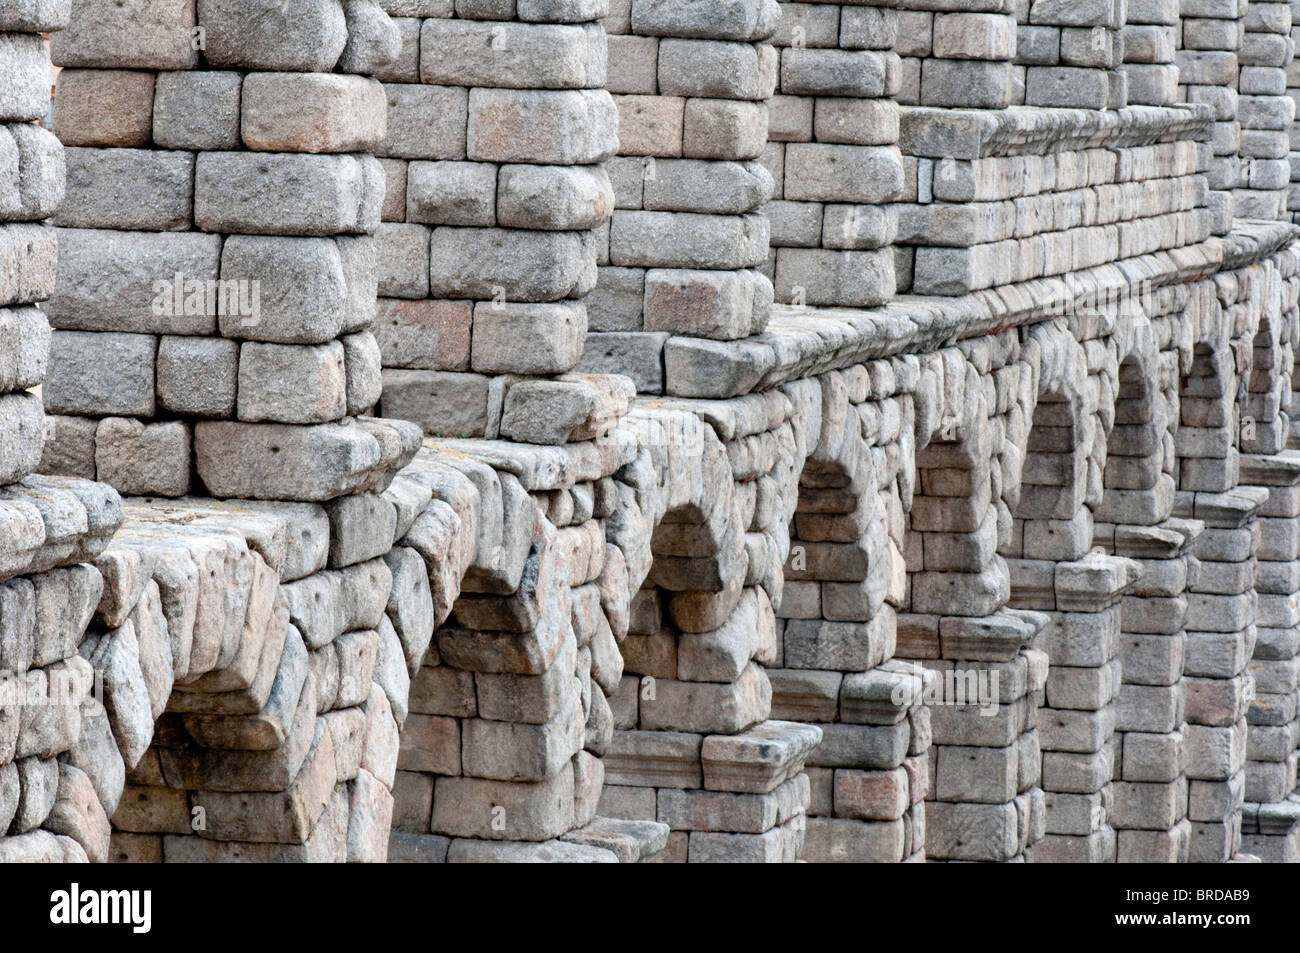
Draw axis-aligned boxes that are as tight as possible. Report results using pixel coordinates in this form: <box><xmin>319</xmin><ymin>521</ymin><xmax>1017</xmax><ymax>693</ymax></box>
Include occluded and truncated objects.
<box><xmin>1241</xmin><ymin>799</ymin><xmax>1300</xmax><ymax>863</ymax></box>
<box><xmin>937</xmin><ymin>610</ymin><xmax>1047</xmax><ymax>662</ymax></box>
<box><xmin>1216</xmin><ymin>219</ymin><xmax>1300</xmax><ymax>271</ymax></box>
<box><xmin>498</xmin><ymin>374</ymin><xmax>634</xmax><ymax>446</ymax></box>
<box><xmin>429</xmin><ymin>431</ymin><xmax>638</xmax><ymax>493</ymax></box>
<box><xmin>656</xmin><ymin>239</ymin><xmax>1232</xmax><ymax>399</ymax></box>
<box><xmin>0</xmin><ymin>474</ymin><xmax>122</xmax><ymax>582</ymax></box>
<box><xmin>194</xmin><ymin>416</ymin><xmax>421</xmax><ymax>501</ymax></box>
<box><xmin>900</xmin><ymin>103</ymin><xmax>1214</xmax><ymax>161</ymax></box>
<box><xmin>118</xmin><ymin>497</ymin><xmax>331</xmax><ymax>584</ymax></box>
<box><xmin>700</xmin><ymin>720</ymin><xmax>823</xmax><ymax>794</ymax></box>
<box><xmin>1103</xmin><ymin>519</ymin><xmax>1202</xmax><ymax>560</ymax></box>
<box><xmin>561</xmin><ymin>817</ymin><xmax>671</xmax><ymax>863</ymax></box>
<box><xmin>446</xmin><ymin>838</ymin><xmax>619</xmax><ymax>863</ymax></box>
<box><xmin>1240</xmin><ymin>451</ymin><xmax>1300</xmax><ymax>488</ymax></box>
<box><xmin>603</xmin><ymin>730</ymin><xmax>703</xmax><ymax>789</ymax></box>
<box><xmin>1175</xmin><ymin>486</ymin><xmax>1271</xmax><ymax>529</ymax></box>
<box><xmin>838</xmin><ymin>661</ymin><xmax>935</xmax><ymax>723</ymax></box>
<box><xmin>1054</xmin><ymin>554</ymin><xmax>1144</xmax><ymax>612</ymax></box>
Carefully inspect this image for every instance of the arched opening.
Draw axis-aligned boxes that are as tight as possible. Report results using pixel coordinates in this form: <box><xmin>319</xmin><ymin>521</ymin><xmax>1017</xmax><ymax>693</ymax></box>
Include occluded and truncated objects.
<box><xmin>1177</xmin><ymin>342</ymin><xmax>1236</xmax><ymax>493</ymax></box>
<box><xmin>1094</xmin><ymin>348</ymin><xmax>1192</xmax><ymax>863</ymax></box>
<box><xmin>1003</xmin><ymin>380</ymin><xmax>1122</xmax><ymax>863</ymax></box>
<box><xmin>1175</xmin><ymin>333</ymin><xmax>1258</xmax><ymax>863</ymax></box>
<box><xmin>898</xmin><ymin>361</ymin><xmax>1045</xmax><ymax>864</ymax></box>
<box><xmin>1242</xmin><ymin>318</ymin><xmax>1288</xmax><ymax>457</ymax></box>
<box><xmin>769</xmin><ymin>421</ymin><xmax>921</xmax><ymax>864</ymax></box>
<box><xmin>594</xmin><ymin>408</ymin><xmax>820</xmax><ymax>863</ymax></box>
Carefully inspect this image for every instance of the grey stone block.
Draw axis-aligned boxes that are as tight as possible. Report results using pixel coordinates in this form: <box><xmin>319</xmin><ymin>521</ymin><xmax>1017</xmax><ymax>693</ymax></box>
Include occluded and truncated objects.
<box><xmin>47</xmin><ymin>229</ymin><xmax>223</xmax><ymax>335</ymax></box>
<box><xmin>153</xmin><ymin>71</ymin><xmax>244</xmax><ymax>151</ymax></box>
<box><xmin>57</xmin><ymin>148</ymin><xmax>195</xmax><ymax>232</ymax></box>
<box><xmin>195</xmin><ymin>152</ymin><xmax>384</xmax><ymax>237</ymax></box>
<box><xmin>156</xmin><ymin>335</ymin><xmax>239</xmax><ymax>418</ymax></box>
<box><xmin>196</xmin><ymin>0</ymin><xmax>347</xmax><ymax>72</ymax></box>
<box><xmin>44</xmin><ymin>331</ymin><xmax>156</xmax><ymax>418</ymax></box>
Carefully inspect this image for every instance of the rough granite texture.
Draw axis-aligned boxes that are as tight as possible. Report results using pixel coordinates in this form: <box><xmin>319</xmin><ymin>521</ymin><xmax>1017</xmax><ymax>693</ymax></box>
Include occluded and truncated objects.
<box><xmin>2</xmin><ymin>0</ymin><xmax>1300</xmax><ymax>865</ymax></box>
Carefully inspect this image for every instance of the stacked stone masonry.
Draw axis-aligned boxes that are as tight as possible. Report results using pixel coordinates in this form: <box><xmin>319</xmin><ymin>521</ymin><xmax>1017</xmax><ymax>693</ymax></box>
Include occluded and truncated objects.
<box><xmin>1289</xmin><ymin>0</ymin><xmax>1300</xmax><ymax>223</ymax></box>
<box><xmin>1014</xmin><ymin>0</ymin><xmax>1127</xmax><ymax>111</ymax></box>
<box><xmin>1179</xmin><ymin>0</ymin><xmax>1248</xmax><ymax>235</ymax></box>
<box><xmin>762</xmin><ymin>0</ymin><xmax>903</xmax><ymax>311</ymax></box>
<box><xmin>896</xmin><ymin>1</ymin><xmax>1017</xmax><ymax>110</ymax></box>
<box><xmin>1237</xmin><ymin>1</ymin><xmax>1294</xmax><ymax>222</ymax></box>
<box><xmin>576</xmin><ymin>0</ymin><xmax>777</xmax><ymax>396</ymax></box>
<box><xmin>371</xmin><ymin>0</ymin><xmax>627</xmax><ymax>445</ymax></box>
<box><xmin>7</xmin><ymin>0</ymin><xmax>1300</xmax><ymax>865</ymax></box>
<box><xmin>1123</xmin><ymin>0</ymin><xmax>1181</xmax><ymax>107</ymax></box>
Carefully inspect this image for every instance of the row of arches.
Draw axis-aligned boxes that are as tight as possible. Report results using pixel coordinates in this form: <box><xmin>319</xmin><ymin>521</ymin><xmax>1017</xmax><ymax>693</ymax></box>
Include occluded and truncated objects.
<box><xmin>72</xmin><ymin>245</ymin><xmax>1298</xmax><ymax>863</ymax></box>
<box><xmin>647</xmin><ymin>247</ymin><xmax>1299</xmax><ymax>862</ymax></box>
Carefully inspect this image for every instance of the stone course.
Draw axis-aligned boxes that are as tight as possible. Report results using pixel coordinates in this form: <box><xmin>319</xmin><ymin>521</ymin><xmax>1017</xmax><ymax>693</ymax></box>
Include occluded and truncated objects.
<box><xmin>371</xmin><ymin>0</ymin><xmax>623</xmax><ymax>443</ymax></box>
<box><xmin>4</xmin><ymin>0</ymin><xmax>1300</xmax><ymax>865</ymax></box>
<box><xmin>762</xmin><ymin>0</ymin><xmax>904</xmax><ymax>311</ymax></box>
<box><xmin>1179</xmin><ymin>0</ymin><xmax>1248</xmax><ymax>235</ymax></box>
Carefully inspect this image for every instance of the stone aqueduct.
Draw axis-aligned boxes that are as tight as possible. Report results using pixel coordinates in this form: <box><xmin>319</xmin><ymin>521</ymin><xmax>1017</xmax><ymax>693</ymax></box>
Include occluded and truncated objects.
<box><xmin>3</xmin><ymin>0</ymin><xmax>1300</xmax><ymax>864</ymax></box>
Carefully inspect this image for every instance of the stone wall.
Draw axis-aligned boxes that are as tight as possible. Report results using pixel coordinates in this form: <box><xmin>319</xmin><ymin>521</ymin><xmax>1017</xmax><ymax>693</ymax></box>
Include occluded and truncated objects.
<box><xmin>1015</xmin><ymin>0</ymin><xmax>1126</xmax><ymax>110</ymax></box>
<box><xmin>1237</xmin><ymin>1</ymin><xmax>1294</xmax><ymax>221</ymax></box>
<box><xmin>576</xmin><ymin>1</ymin><xmax>778</xmax><ymax>395</ymax></box>
<box><xmin>5</xmin><ymin>0</ymin><xmax>1300</xmax><ymax>865</ymax></box>
<box><xmin>1289</xmin><ymin>0</ymin><xmax>1300</xmax><ymax>224</ymax></box>
<box><xmin>1179</xmin><ymin>0</ymin><xmax>1247</xmax><ymax>236</ymax></box>
<box><xmin>0</xmin><ymin>0</ymin><xmax>123</xmax><ymax>863</ymax></box>
<box><xmin>762</xmin><ymin>1</ymin><xmax>902</xmax><ymax>312</ymax></box>
<box><xmin>42</xmin><ymin>0</ymin><xmax>409</xmax><ymax>499</ymax></box>
<box><xmin>372</xmin><ymin>0</ymin><xmax>621</xmax><ymax>441</ymax></box>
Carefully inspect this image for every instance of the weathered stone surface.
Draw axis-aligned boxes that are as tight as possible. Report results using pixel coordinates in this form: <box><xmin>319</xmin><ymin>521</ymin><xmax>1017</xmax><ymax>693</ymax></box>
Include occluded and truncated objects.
<box><xmin>8</xmin><ymin>0</ymin><xmax>1300</xmax><ymax>872</ymax></box>
<box><xmin>241</xmin><ymin>74</ymin><xmax>388</xmax><ymax>154</ymax></box>
<box><xmin>51</xmin><ymin>0</ymin><xmax>199</xmax><ymax>70</ymax></box>
<box><xmin>46</xmin><ymin>229</ymin><xmax>223</xmax><ymax>335</ymax></box>
<box><xmin>194</xmin><ymin>422</ymin><xmax>385</xmax><ymax>501</ymax></box>
<box><xmin>196</xmin><ymin>0</ymin><xmax>348</xmax><ymax>72</ymax></box>
<box><xmin>195</xmin><ymin>152</ymin><xmax>383</xmax><ymax>237</ymax></box>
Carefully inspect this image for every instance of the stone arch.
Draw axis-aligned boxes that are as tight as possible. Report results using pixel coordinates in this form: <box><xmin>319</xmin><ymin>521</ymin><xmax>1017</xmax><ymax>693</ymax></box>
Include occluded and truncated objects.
<box><xmin>26</xmin><ymin>0</ymin><xmax>701</xmax><ymax>865</ymax></box>
<box><xmin>1089</xmin><ymin>312</ymin><xmax>1177</xmax><ymax>532</ymax></box>
<box><xmin>1171</xmin><ymin>283</ymin><xmax>1263</xmax><ymax>863</ymax></box>
<box><xmin>1090</xmin><ymin>322</ymin><xmax>1194</xmax><ymax>862</ymax></box>
<box><xmin>1003</xmin><ymin>321</ymin><xmax>1099</xmax><ymax>597</ymax></box>
<box><xmin>784</xmin><ymin>370</ymin><xmax>895</xmax><ymax>638</ymax></box>
<box><xmin>895</xmin><ymin>346</ymin><xmax>1049</xmax><ymax>863</ymax></box>
<box><xmin>1289</xmin><ymin>316</ymin><xmax>1300</xmax><ymax>452</ymax></box>
<box><xmin>1094</xmin><ymin>346</ymin><xmax>1174</xmax><ymax>531</ymax></box>
<box><xmin>50</xmin><ymin>496</ymin><xmax>415</xmax><ymax>863</ymax></box>
<box><xmin>1007</xmin><ymin>388</ymin><xmax>1092</xmax><ymax>571</ymax></box>
<box><xmin>14</xmin><ymin>0</ymin><xmax>449</xmax><ymax>864</ymax></box>
<box><xmin>998</xmin><ymin>319</ymin><xmax>1147</xmax><ymax>862</ymax></box>
<box><xmin>6</xmin><ymin>0</ymin><xmax>1300</xmax><ymax>872</ymax></box>
<box><xmin>1176</xmin><ymin>276</ymin><xmax>1240</xmax><ymax>496</ymax></box>
<box><xmin>1192</xmin><ymin>256</ymin><xmax>1300</xmax><ymax>862</ymax></box>
<box><xmin>597</xmin><ymin>404</ymin><xmax>821</xmax><ymax>863</ymax></box>
<box><xmin>769</xmin><ymin>366</ymin><xmax>924</xmax><ymax>863</ymax></box>
<box><xmin>387</xmin><ymin>430</ymin><xmax>676</xmax><ymax>864</ymax></box>
<box><xmin>1242</xmin><ymin>311</ymin><xmax>1291</xmax><ymax>457</ymax></box>
<box><xmin>908</xmin><ymin>350</ymin><xmax>1010</xmax><ymax>622</ymax></box>
<box><xmin>1178</xmin><ymin>340</ymin><xmax>1238</xmax><ymax>491</ymax></box>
